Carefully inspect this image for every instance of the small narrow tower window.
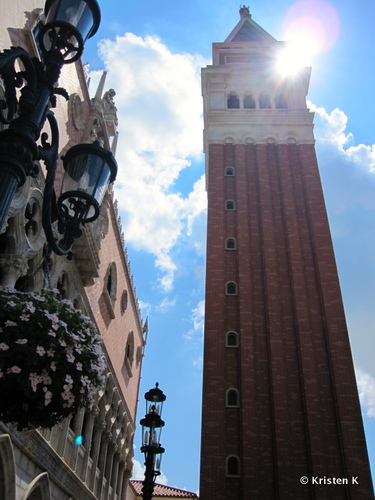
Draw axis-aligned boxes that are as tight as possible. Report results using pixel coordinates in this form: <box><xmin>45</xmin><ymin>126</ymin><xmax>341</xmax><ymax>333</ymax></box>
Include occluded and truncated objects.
<box><xmin>226</xmin><ymin>456</ymin><xmax>240</xmax><ymax>476</ymax></box>
<box><xmin>225</xmin><ymin>166</ymin><xmax>235</xmax><ymax>176</ymax></box>
<box><xmin>225</xmin><ymin>238</ymin><xmax>236</xmax><ymax>250</ymax></box>
<box><xmin>226</xmin><ymin>331</ymin><xmax>238</xmax><ymax>347</ymax></box>
<box><xmin>227</xmin><ymin>93</ymin><xmax>240</xmax><ymax>109</ymax></box>
<box><xmin>226</xmin><ymin>282</ymin><xmax>237</xmax><ymax>295</ymax></box>
<box><xmin>226</xmin><ymin>389</ymin><xmax>239</xmax><ymax>407</ymax></box>
<box><xmin>225</xmin><ymin>200</ymin><xmax>235</xmax><ymax>211</ymax></box>
<box><xmin>244</xmin><ymin>94</ymin><xmax>256</xmax><ymax>109</ymax></box>
<box><xmin>259</xmin><ymin>94</ymin><xmax>271</xmax><ymax>109</ymax></box>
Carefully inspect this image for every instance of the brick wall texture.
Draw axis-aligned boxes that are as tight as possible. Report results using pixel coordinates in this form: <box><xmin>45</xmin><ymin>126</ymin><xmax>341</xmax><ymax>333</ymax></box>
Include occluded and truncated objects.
<box><xmin>200</xmin><ymin>142</ymin><xmax>374</xmax><ymax>499</ymax></box>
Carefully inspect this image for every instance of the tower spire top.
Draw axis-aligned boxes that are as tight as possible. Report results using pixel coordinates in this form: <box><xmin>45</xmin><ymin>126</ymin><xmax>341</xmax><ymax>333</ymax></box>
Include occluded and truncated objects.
<box><xmin>239</xmin><ymin>5</ymin><xmax>251</xmax><ymax>19</ymax></box>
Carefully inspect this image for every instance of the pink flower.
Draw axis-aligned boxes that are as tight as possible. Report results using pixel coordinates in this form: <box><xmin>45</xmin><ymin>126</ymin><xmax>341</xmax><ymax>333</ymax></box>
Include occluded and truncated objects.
<box><xmin>15</xmin><ymin>338</ymin><xmax>28</xmax><ymax>344</ymax></box>
<box><xmin>5</xmin><ymin>320</ymin><xmax>17</xmax><ymax>327</ymax></box>
<box><xmin>25</xmin><ymin>302</ymin><xmax>36</xmax><ymax>313</ymax></box>
<box><xmin>7</xmin><ymin>301</ymin><xmax>16</xmax><ymax>307</ymax></box>
<box><xmin>75</xmin><ymin>345</ymin><xmax>83</xmax><ymax>354</ymax></box>
<box><xmin>65</xmin><ymin>375</ymin><xmax>73</xmax><ymax>384</ymax></box>
<box><xmin>33</xmin><ymin>295</ymin><xmax>46</xmax><ymax>302</ymax></box>
<box><xmin>47</xmin><ymin>349</ymin><xmax>55</xmax><ymax>358</ymax></box>
<box><xmin>59</xmin><ymin>340</ymin><xmax>67</xmax><ymax>347</ymax></box>
<box><xmin>29</xmin><ymin>373</ymin><xmax>41</xmax><ymax>392</ymax></box>
<box><xmin>36</xmin><ymin>346</ymin><xmax>46</xmax><ymax>356</ymax></box>
<box><xmin>20</xmin><ymin>314</ymin><xmax>30</xmax><ymax>321</ymax></box>
<box><xmin>76</xmin><ymin>362</ymin><xmax>83</xmax><ymax>371</ymax></box>
<box><xmin>67</xmin><ymin>353</ymin><xmax>75</xmax><ymax>363</ymax></box>
<box><xmin>44</xmin><ymin>311</ymin><xmax>59</xmax><ymax>322</ymax></box>
<box><xmin>48</xmin><ymin>330</ymin><xmax>56</xmax><ymax>337</ymax></box>
<box><xmin>9</xmin><ymin>366</ymin><xmax>21</xmax><ymax>374</ymax></box>
<box><xmin>0</xmin><ymin>343</ymin><xmax>9</xmax><ymax>350</ymax></box>
<box><xmin>50</xmin><ymin>362</ymin><xmax>57</xmax><ymax>372</ymax></box>
<box><xmin>43</xmin><ymin>387</ymin><xmax>53</xmax><ymax>405</ymax></box>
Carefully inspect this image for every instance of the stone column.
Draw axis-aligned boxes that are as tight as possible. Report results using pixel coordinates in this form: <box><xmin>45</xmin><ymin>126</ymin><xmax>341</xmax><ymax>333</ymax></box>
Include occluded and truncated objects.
<box><xmin>89</xmin><ymin>419</ymin><xmax>106</xmax><ymax>492</ymax></box>
<box><xmin>110</xmin><ymin>452</ymin><xmax>122</xmax><ymax>500</ymax></box>
<box><xmin>81</xmin><ymin>407</ymin><xmax>99</xmax><ymax>484</ymax></box>
<box><xmin>96</xmin><ymin>430</ymin><xmax>112</xmax><ymax>498</ymax></box>
<box><xmin>103</xmin><ymin>442</ymin><xmax>117</xmax><ymax>499</ymax></box>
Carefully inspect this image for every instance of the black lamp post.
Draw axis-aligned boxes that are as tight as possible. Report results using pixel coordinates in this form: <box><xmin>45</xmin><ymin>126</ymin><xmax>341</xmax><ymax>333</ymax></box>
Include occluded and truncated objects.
<box><xmin>0</xmin><ymin>0</ymin><xmax>117</xmax><ymax>256</ymax></box>
<box><xmin>140</xmin><ymin>383</ymin><xmax>166</xmax><ymax>500</ymax></box>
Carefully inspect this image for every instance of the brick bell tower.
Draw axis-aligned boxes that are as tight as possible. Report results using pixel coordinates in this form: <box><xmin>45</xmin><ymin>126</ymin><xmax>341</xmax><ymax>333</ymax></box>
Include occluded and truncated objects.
<box><xmin>199</xmin><ymin>6</ymin><xmax>373</xmax><ymax>499</ymax></box>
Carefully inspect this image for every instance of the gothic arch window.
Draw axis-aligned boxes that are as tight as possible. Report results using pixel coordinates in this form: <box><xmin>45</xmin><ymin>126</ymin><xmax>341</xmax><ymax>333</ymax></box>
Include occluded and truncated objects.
<box><xmin>259</xmin><ymin>94</ymin><xmax>271</xmax><ymax>109</ymax></box>
<box><xmin>121</xmin><ymin>289</ymin><xmax>128</xmax><ymax>314</ymax></box>
<box><xmin>226</xmin><ymin>281</ymin><xmax>237</xmax><ymax>295</ymax></box>
<box><xmin>226</xmin><ymin>455</ymin><xmax>240</xmax><ymax>476</ymax></box>
<box><xmin>226</xmin><ymin>389</ymin><xmax>239</xmax><ymax>407</ymax></box>
<box><xmin>225</xmin><ymin>238</ymin><xmax>236</xmax><ymax>250</ymax></box>
<box><xmin>24</xmin><ymin>472</ymin><xmax>51</xmax><ymax>500</ymax></box>
<box><xmin>226</xmin><ymin>331</ymin><xmax>238</xmax><ymax>347</ymax></box>
<box><xmin>104</xmin><ymin>261</ymin><xmax>117</xmax><ymax>318</ymax></box>
<box><xmin>227</xmin><ymin>93</ymin><xmax>240</xmax><ymax>109</ymax></box>
<box><xmin>244</xmin><ymin>94</ymin><xmax>256</xmax><ymax>109</ymax></box>
<box><xmin>124</xmin><ymin>331</ymin><xmax>134</xmax><ymax>377</ymax></box>
<box><xmin>275</xmin><ymin>93</ymin><xmax>287</xmax><ymax>109</ymax></box>
<box><xmin>57</xmin><ymin>271</ymin><xmax>69</xmax><ymax>300</ymax></box>
<box><xmin>225</xmin><ymin>200</ymin><xmax>236</xmax><ymax>211</ymax></box>
<box><xmin>25</xmin><ymin>198</ymin><xmax>41</xmax><ymax>242</ymax></box>
<box><xmin>225</xmin><ymin>166</ymin><xmax>235</xmax><ymax>176</ymax></box>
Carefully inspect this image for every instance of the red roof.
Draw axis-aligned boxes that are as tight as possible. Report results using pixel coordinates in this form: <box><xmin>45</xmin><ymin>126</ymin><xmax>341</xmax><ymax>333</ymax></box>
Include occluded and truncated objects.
<box><xmin>130</xmin><ymin>480</ymin><xmax>198</xmax><ymax>498</ymax></box>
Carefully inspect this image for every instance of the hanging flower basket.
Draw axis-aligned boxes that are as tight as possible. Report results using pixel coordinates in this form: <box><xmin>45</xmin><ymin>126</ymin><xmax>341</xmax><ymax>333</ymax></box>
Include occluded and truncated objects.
<box><xmin>0</xmin><ymin>287</ymin><xmax>105</xmax><ymax>430</ymax></box>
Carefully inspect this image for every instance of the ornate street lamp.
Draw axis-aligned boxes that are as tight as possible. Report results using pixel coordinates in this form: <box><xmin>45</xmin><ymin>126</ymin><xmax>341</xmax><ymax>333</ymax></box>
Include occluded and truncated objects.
<box><xmin>0</xmin><ymin>0</ymin><xmax>117</xmax><ymax>255</ymax></box>
<box><xmin>140</xmin><ymin>383</ymin><xmax>166</xmax><ymax>500</ymax></box>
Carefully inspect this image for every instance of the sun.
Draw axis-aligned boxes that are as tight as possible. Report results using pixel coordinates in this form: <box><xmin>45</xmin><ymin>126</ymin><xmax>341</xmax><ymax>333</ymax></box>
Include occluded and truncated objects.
<box><xmin>276</xmin><ymin>36</ymin><xmax>318</xmax><ymax>76</ymax></box>
<box><xmin>276</xmin><ymin>0</ymin><xmax>340</xmax><ymax>76</ymax></box>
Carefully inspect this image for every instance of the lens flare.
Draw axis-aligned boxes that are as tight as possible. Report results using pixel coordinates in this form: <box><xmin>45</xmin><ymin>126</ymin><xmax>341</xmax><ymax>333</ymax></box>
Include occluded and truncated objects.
<box><xmin>277</xmin><ymin>0</ymin><xmax>340</xmax><ymax>75</ymax></box>
<box><xmin>75</xmin><ymin>435</ymin><xmax>83</xmax><ymax>445</ymax></box>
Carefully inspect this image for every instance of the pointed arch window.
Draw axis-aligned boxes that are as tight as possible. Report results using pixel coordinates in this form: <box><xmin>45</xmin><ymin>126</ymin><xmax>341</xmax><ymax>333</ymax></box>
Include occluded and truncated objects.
<box><xmin>226</xmin><ymin>281</ymin><xmax>237</xmax><ymax>295</ymax></box>
<box><xmin>225</xmin><ymin>238</ymin><xmax>236</xmax><ymax>250</ymax></box>
<box><xmin>104</xmin><ymin>261</ymin><xmax>117</xmax><ymax>318</ymax></box>
<box><xmin>225</xmin><ymin>200</ymin><xmax>236</xmax><ymax>211</ymax></box>
<box><xmin>227</xmin><ymin>93</ymin><xmax>240</xmax><ymax>109</ymax></box>
<box><xmin>225</xmin><ymin>166</ymin><xmax>235</xmax><ymax>176</ymax></box>
<box><xmin>124</xmin><ymin>331</ymin><xmax>135</xmax><ymax>377</ymax></box>
<box><xmin>226</xmin><ymin>456</ymin><xmax>240</xmax><ymax>476</ymax></box>
<box><xmin>226</xmin><ymin>388</ymin><xmax>239</xmax><ymax>407</ymax></box>
<box><xmin>244</xmin><ymin>94</ymin><xmax>256</xmax><ymax>109</ymax></box>
<box><xmin>275</xmin><ymin>93</ymin><xmax>287</xmax><ymax>109</ymax></box>
<box><xmin>259</xmin><ymin>94</ymin><xmax>271</xmax><ymax>109</ymax></box>
<box><xmin>226</xmin><ymin>331</ymin><xmax>238</xmax><ymax>347</ymax></box>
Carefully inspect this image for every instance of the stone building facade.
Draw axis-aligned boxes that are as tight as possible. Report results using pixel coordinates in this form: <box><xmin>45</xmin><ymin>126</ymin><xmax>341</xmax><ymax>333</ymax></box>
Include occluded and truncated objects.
<box><xmin>200</xmin><ymin>7</ymin><xmax>373</xmax><ymax>499</ymax></box>
<box><xmin>0</xmin><ymin>2</ymin><xmax>146</xmax><ymax>499</ymax></box>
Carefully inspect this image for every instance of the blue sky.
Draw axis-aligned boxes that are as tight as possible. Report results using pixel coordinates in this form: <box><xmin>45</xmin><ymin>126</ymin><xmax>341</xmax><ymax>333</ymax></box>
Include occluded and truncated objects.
<box><xmin>84</xmin><ymin>0</ymin><xmax>375</xmax><ymax>493</ymax></box>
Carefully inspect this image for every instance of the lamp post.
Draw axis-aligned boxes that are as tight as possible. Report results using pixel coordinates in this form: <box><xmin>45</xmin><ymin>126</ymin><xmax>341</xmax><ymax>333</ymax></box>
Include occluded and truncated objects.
<box><xmin>140</xmin><ymin>383</ymin><xmax>166</xmax><ymax>500</ymax></box>
<box><xmin>0</xmin><ymin>0</ymin><xmax>117</xmax><ymax>256</ymax></box>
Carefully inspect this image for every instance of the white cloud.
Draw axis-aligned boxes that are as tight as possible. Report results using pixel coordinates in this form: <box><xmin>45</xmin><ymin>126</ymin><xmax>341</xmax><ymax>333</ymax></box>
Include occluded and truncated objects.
<box><xmin>356</xmin><ymin>368</ymin><xmax>375</xmax><ymax>418</ymax></box>
<box><xmin>131</xmin><ymin>459</ymin><xmax>145</xmax><ymax>480</ymax></box>
<box><xmin>185</xmin><ymin>299</ymin><xmax>204</xmax><ymax>341</ymax></box>
<box><xmin>131</xmin><ymin>459</ymin><xmax>168</xmax><ymax>485</ymax></box>
<box><xmin>308</xmin><ymin>101</ymin><xmax>353</xmax><ymax>149</ymax></box>
<box><xmin>90</xmin><ymin>33</ymin><xmax>208</xmax><ymax>290</ymax></box>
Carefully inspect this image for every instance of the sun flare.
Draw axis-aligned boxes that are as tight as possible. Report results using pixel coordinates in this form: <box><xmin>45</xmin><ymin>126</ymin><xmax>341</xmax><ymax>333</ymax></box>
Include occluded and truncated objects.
<box><xmin>277</xmin><ymin>0</ymin><xmax>340</xmax><ymax>76</ymax></box>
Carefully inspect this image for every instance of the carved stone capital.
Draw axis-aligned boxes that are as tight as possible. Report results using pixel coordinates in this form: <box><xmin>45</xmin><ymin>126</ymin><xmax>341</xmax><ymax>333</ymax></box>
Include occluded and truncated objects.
<box><xmin>0</xmin><ymin>255</ymin><xmax>28</xmax><ymax>287</ymax></box>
